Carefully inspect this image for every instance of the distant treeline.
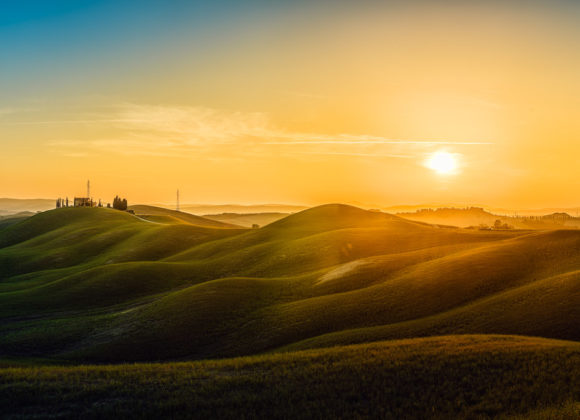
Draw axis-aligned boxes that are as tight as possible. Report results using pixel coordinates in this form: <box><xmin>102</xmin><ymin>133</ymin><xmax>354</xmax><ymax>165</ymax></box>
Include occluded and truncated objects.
<box><xmin>55</xmin><ymin>196</ymin><xmax>128</xmax><ymax>210</ymax></box>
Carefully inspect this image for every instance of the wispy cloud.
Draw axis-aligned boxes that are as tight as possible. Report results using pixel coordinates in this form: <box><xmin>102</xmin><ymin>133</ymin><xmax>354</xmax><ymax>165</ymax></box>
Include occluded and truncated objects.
<box><xmin>294</xmin><ymin>151</ymin><xmax>414</xmax><ymax>159</ymax></box>
<box><xmin>265</xmin><ymin>139</ymin><xmax>493</xmax><ymax>145</ymax></box>
<box><xmin>5</xmin><ymin>119</ymin><xmax>127</xmax><ymax>125</ymax></box>
<box><xmin>279</xmin><ymin>90</ymin><xmax>328</xmax><ymax>100</ymax></box>
<box><xmin>44</xmin><ymin>103</ymin><xmax>493</xmax><ymax>158</ymax></box>
<box><xmin>61</xmin><ymin>152</ymin><xmax>89</xmax><ymax>158</ymax></box>
<box><xmin>0</xmin><ymin>108</ymin><xmax>19</xmax><ymax>117</ymax></box>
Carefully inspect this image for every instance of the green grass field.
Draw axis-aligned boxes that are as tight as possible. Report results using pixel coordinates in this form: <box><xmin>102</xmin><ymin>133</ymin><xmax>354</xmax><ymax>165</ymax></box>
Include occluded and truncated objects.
<box><xmin>1</xmin><ymin>204</ymin><xmax>579</xmax><ymax>417</ymax></box>
<box><xmin>1</xmin><ymin>335</ymin><xmax>579</xmax><ymax>419</ymax></box>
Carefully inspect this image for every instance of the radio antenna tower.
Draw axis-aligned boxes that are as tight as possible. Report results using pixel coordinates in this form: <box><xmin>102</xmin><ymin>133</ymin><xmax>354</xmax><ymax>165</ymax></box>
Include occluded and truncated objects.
<box><xmin>176</xmin><ymin>189</ymin><xmax>180</xmax><ymax>212</ymax></box>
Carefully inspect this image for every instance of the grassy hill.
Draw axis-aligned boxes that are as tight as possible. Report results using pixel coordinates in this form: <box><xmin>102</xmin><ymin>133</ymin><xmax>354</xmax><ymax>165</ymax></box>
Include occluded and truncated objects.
<box><xmin>128</xmin><ymin>204</ymin><xmax>242</xmax><ymax>228</ymax></box>
<box><xmin>1</xmin><ymin>203</ymin><xmax>578</xmax><ymax>364</ymax></box>
<box><xmin>203</xmin><ymin>212</ymin><xmax>290</xmax><ymax>227</ymax></box>
<box><xmin>0</xmin><ymin>207</ymin><xmax>245</xmax><ymax>305</ymax></box>
<box><xmin>1</xmin><ymin>335</ymin><xmax>579</xmax><ymax>419</ymax></box>
<box><xmin>0</xmin><ymin>212</ymin><xmax>35</xmax><ymax>231</ymax></box>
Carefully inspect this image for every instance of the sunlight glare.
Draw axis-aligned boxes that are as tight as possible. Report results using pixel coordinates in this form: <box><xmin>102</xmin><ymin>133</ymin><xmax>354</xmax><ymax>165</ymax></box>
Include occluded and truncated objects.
<box><xmin>425</xmin><ymin>151</ymin><xmax>458</xmax><ymax>175</ymax></box>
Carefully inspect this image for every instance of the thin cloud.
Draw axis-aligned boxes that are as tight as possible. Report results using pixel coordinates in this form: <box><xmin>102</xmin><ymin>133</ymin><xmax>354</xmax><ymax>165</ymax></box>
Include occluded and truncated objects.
<box><xmin>4</xmin><ymin>119</ymin><xmax>129</xmax><ymax>125</ymax></box>
<box><xmin>61</xmin><ymin>152</ymin><xmax>89</xmax><ymax>158</ymax></box>
<box><xmin>279</xmin><ymin>90</ymin><xmax>328</xmax><ymax>100</ymax></box>
<box><xmin>45</xmin><ymin>103</ymin><xmax>494</xmax><ymax>158</ymax></box>
<box><xmin>266</xmin><ymin>140</ymin><xmax>493</xmax><ymax>145</ymax></box>
<box><xmin>0</xmin><ymin>108</ymin><xmax>19</xmax><ymax>117</ymax></box>
<box><xmin>295</xmin><ymin>151</ymin><xmax>414</xmax><ymax>159</ymax></box>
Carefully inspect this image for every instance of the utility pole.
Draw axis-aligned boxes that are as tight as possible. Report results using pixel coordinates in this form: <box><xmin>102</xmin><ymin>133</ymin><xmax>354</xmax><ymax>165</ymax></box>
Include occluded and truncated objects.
<box><xmin>87</xmin><ymin>180</ymin><xmax>91</xmax><ymax>199</ymax></box>
<box><xmin>176</xmin><ymin>189</ymin><xmax>180</xmax><ymax>212</ymax></box>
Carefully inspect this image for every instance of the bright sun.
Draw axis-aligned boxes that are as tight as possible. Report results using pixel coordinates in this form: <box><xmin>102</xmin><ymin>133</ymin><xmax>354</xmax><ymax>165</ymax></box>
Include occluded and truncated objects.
<box><xmin>425</xmin><ymin>151</ymin><xmax>458</xmax><ymax>174</ymax></box>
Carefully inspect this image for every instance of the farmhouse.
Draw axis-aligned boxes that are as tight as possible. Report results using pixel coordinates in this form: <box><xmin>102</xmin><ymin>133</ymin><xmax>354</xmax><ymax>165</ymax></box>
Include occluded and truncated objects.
<box><xmin>74</xmin><ymin>197</ymin><xmax>93</xmax><ymax>207</ymax></box>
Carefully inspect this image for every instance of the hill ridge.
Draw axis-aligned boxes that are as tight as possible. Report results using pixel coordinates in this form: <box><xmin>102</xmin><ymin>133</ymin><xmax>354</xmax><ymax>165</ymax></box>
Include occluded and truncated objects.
<box><xmin>128</xmin><ymin>204</ymin><xmax>243</xmax><ymax>228</ymax></box>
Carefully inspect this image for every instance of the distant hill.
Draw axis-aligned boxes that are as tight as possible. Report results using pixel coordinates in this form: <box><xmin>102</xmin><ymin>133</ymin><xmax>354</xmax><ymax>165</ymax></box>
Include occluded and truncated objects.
<box><xmin>398</xmin><ymin>207</ymin><xmax>509</xmax><ymax>228</ymax></box>
<box><xmin>0</xmin><ymin>198</ymin><xmax>54</xmax><ymax>215</ymax></box>
<box><xmin>129</xmin><ymin>205</ymin><xmax>243</xmax><ymax>228</ymax></box>
<box><xmin>1</xmin><ymin>203</ymin><xmax>578</xmax><ymax>365</ymax></box>
<box><xmin>383</xmin><ymin>203</ymin><xmax>580</xmax><ymax>217</ymax></box>
<box><xmin>0</xmin><ymin>211</ymin><xmax>36</xmax><ymax>231</ymax></box>
<box><xmin>0</xmin><ymin>211</ymin><xmax>36</xmax><ymax>220</ymax></box>
<box><xmin>492</xmin><ymin>206</ymin><xmax>580</xmax><ymax>217</ymax></box>
<box><xmin>398</xmin><ymin>206</ymin><xmax>580</xmax><ymax>229</ymax></box>
<box><xmin>381</xmin><ymin>203</ymin><xmax>475</xmax><ymax>213</ymax></box>
<box><xmin>154</xmin><ymin>203</ymin><xmax>307</xmax><ymax>214</ymax></box>
<box><xmin>203</xmin><ymin>212</ymin><xmax>289</xmax><ymax>228</ymax></box>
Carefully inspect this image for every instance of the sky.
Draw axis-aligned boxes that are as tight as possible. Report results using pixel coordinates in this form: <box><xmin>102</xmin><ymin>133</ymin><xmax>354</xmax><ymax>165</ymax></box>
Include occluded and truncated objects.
<box><xmin>1</xmin><ymin>0</ymin><xmax>579</xmax><ymax>208</ymax></box>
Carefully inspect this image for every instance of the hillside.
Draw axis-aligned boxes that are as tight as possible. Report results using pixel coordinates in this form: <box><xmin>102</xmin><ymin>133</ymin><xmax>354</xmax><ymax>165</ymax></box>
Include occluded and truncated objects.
<box><xmin>1</xmin><ymin>204</ymin><xmax>578</xmax><ymax>364</ymax></box>
<box><xmin>203</xmin><ymin>212</ymin><xmax>289</xmax><ymax>227</ymax></box>
<box><xmin>0</xmin><ymin>211</ymin><xmax>35</xmax><ymax>231</ymax></box>
<box><xmin>0</xmin><ymin>211</ymin><xmax>36</xmax><ymax>220</ymax></box>
<box><xmin>0</xmin><ymin>207</ymin><xmax>245</xmax><ymax>295</ymax></box>
<box><xmin>128</xmin><ymin>204</ymin><xmax>242</xmax><ymax>228</ymax></box>
<box><xmin>1</xmin><ymin>336</ymin><xmax>579</xmax><ymax>419</ymax></box>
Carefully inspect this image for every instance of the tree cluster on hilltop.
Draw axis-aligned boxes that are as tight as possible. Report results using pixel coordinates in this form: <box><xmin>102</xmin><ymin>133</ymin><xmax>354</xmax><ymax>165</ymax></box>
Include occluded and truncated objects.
<box><xmin>56</xmin><ymin>197</ymin><xmax>70</xmax><ymax>208</ymax></box>
<box><xmin>113</xmin><ymin>196</ymin><xmax>128</xmax><ymax>211</ymax></box>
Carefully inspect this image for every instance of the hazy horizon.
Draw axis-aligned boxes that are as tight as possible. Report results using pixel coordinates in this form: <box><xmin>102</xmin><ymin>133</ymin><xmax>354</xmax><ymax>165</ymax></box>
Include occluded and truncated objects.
<box><xmin>2</xmin><ymin>196</ymin><xmax>580</xmax><ymax>217</ymax></box>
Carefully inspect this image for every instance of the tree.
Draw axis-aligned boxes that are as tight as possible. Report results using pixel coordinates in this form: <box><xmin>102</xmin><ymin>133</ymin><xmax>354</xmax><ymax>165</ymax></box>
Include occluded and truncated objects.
<box><xmin>494</xmin><ymin>219</ymin><xmax>502</xmax><ymax>229</ymax></box>
<box><xmin>113</xmin><ymin>196</ymin><xmax>128</xmax><ymax>211</ymax></box>
<box><xmin>56</xmin><ymin>198</ymin><xmax>61</xmax><ymax>208</ymax></box>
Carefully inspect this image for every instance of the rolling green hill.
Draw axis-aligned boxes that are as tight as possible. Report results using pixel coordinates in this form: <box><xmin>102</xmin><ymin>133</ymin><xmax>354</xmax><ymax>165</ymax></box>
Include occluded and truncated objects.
<box><xmin>0</xmin><ymin>213</ymin><xmax>33</xmax><ymax>231</ymax></box>
<box><xmin>1</xmin><ymin>204</ymin><xmax>579</xmax><ymax>417</ymax></box>
<box><xmin>203</xmin><ymin>212</ymin><xmax>290</xmax><ymax>227</ymax></box>
<box><xmin>129</xmin><ymin>204</ymin><xmax>242</xmax><ymax>228</ymax></box>
<box><xmin>0</xmin><ymin>204</ymin><xmax>578</xmax><ymax>364</ymax></box>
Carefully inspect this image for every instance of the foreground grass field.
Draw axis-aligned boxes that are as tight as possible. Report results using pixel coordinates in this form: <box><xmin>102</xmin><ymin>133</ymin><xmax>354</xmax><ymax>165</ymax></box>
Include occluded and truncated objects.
<box><xmin>1</xmin><ymin>336</ymin><xmax>578</xmax><ymax>419</ymax></box>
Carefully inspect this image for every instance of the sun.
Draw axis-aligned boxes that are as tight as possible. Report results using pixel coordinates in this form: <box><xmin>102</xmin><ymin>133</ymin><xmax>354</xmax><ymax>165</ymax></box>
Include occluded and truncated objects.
<box><xmin>425</xmin><ymin>151</ymin><xmax>458</xmax><ymax>174</ymax></box>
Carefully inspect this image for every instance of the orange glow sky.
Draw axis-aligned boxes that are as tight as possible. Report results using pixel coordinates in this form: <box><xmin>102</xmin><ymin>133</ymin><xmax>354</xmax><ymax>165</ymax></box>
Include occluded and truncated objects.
<box><xmin>1</xmin><ymin>1</ymin><xmax>579</xmax><ymax>208</ymax></box>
